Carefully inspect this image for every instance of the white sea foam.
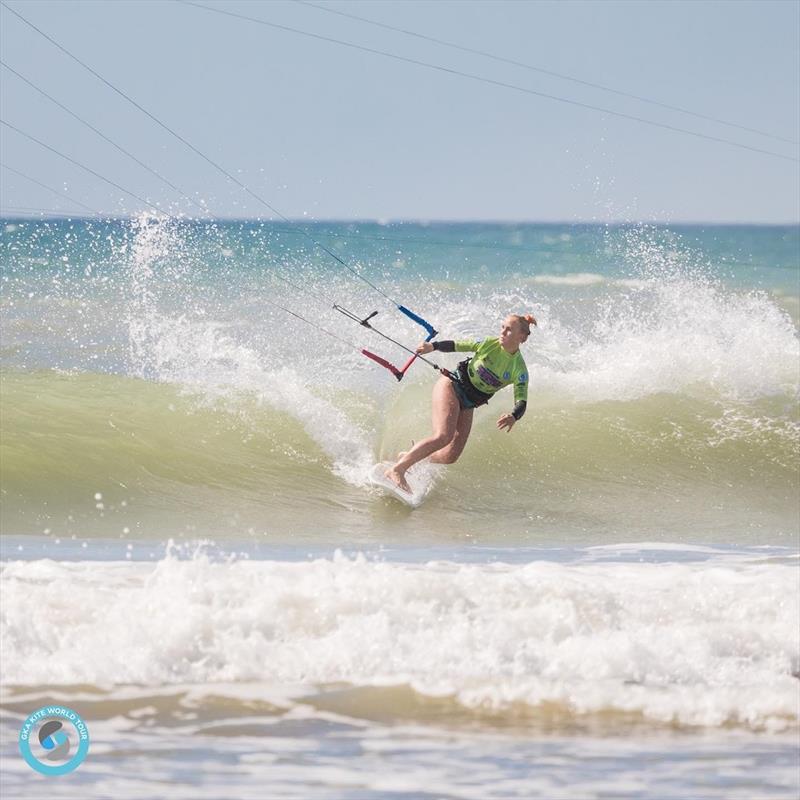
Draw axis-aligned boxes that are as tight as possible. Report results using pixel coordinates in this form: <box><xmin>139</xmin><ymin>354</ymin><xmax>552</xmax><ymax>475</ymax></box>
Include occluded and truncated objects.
<box><xmin>2</xmin><ymin>551</ymin><xmax>797</xmax><ymax>731</ymax></box>
<box><xmin>124</xmin><ymin>214</ymin><xmax>375</xmax><ymax>486</ymax></box>
<box><xmin>523</xmin><ymin>226</ymin><xmax>799</xmax><ymax>404</ymax></box>
<box><xmin>531</xmin><ymin>272</ymin><xmax>606</xmax><ymax>286</ymax></box>
<box><xmin>528</xmin><ymin>278</ymin><xmax>799</xmax><ymax>403</ymax></box>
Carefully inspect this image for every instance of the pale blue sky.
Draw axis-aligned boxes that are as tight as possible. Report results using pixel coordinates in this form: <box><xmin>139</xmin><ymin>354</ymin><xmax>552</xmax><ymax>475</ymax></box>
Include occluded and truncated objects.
<box><xmin>1</xmin><ymin>0</ymin><xmax>798</xmax><ymax>222</ymax></box>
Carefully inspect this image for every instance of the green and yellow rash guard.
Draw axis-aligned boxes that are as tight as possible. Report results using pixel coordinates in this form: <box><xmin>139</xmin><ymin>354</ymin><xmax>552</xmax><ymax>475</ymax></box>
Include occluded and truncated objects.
<box><xmin>433</xmin><ymin>337</ymin><xmax>529</xmax><ymax>419</ymax></box>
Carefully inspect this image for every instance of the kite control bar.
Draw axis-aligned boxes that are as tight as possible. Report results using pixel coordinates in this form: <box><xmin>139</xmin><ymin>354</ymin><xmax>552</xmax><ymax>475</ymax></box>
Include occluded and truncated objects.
<box><xmin>333</xmin><ymin>303</ymin><xmax>448</xmax><ymax>382</ymax></box>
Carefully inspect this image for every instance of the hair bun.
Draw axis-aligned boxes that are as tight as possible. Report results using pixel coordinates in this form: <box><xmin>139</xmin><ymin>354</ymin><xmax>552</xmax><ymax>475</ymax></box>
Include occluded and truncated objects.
<box><xmin>525</xmin><ymin>313</ymin><xmax>538</xmax><ymax>327</ymax></box>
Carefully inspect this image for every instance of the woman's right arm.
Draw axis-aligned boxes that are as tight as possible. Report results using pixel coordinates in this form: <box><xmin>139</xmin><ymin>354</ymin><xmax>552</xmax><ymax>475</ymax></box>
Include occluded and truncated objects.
<box><xmin>418</xmin><ymin>339</ymin><xmax>481</xmax><ymax>354</ymax></box>
<box><xmin>418</xmin><ymin>340</ymin><xmax>458</xmax><ymax>354</ymax></box>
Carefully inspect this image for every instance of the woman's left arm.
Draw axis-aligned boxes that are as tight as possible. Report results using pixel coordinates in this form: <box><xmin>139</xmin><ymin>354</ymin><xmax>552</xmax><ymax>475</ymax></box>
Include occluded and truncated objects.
<box><xmin>496</xmin><ymin>413</ymin><xmax>516</xmax><ymax>432</ymax></box>
<box><xmin>497</xmin><ymin>368</ymin><xmax>529</xmax><ymax>432</ymax></box>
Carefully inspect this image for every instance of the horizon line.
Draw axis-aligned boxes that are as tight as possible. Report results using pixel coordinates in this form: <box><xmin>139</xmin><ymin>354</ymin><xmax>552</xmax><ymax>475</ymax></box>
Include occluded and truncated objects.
<box><xmin>2</xmin><ymin>214</ymin><xmax>799</xmax><ymax>227</ymax></box>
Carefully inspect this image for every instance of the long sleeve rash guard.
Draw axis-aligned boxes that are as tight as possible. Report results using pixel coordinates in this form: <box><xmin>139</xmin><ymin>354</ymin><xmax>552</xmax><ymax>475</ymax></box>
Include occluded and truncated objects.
<box><xmin>433</xmin><ymin>337</ymin><xmax>529</xmax><ymax>419</ymax></box>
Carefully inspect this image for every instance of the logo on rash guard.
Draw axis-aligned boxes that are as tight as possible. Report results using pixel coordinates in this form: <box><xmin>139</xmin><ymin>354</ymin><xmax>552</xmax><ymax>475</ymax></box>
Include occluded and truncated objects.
<box><xmin>476</xmin><ymin>364</ymin><xmax>502</xmax><ymax>388</ymax></box>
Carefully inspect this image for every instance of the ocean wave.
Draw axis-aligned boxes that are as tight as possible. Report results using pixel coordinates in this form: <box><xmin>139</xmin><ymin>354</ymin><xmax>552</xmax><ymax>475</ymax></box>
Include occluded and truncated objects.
<box><xmin>1</xmin><ymin>550</ymin><xmax>797</xmax><ymax>732</ymax></box>
<box><xmin>2</xmin><ymin>217</ymin><xmax>798</xmax><ymax>539</ymax></box>
<box><xmin>530</xmin><ymin>272</ymin><xmax>606</xmax><ymax>286</ymax></box>
<box><xmin>2</xmin><ymin>368</ymin><xmax>798</xmax><ymax>540</ymax></box>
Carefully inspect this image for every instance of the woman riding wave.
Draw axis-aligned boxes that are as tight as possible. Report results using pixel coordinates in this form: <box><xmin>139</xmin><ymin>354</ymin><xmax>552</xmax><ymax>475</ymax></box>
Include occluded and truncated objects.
<box><xmin>385</xmin><ymin>313</ymin><xmax>536</xmax><ymax>492</ymax></box>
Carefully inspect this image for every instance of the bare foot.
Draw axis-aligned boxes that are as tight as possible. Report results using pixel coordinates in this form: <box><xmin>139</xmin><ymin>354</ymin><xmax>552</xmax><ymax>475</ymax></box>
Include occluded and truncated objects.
<box><xmin>384</xmin><ymin>466</ymin><xmax>411</xmax><ymax>494</ymax></box>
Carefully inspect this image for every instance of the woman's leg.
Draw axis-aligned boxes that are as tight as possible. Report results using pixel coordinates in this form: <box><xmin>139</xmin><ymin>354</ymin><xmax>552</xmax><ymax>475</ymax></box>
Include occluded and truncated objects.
<box><xmin>385</xmin><ymin>376</ymin><xmax>459</xmax><ymax>491</ymax></box>
<box><xmin>429</xmin><ymin>406</ymin><xmax>474</xmax><ymax>464</ymax></box>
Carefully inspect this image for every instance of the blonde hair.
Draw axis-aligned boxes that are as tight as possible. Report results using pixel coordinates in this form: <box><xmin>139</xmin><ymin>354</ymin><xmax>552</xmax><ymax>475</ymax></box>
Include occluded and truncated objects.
<box><xmin>512</xmin><ymin>313</ymin><xmax>537</xmax><ymax>337</ymax></box>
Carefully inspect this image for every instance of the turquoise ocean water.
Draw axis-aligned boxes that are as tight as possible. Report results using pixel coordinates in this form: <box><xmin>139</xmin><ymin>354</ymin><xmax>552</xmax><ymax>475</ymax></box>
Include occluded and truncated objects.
<box><xmin>1</xmin><ymin>217</ymin><xmax>798</xmax><ymax>798</ymax></box>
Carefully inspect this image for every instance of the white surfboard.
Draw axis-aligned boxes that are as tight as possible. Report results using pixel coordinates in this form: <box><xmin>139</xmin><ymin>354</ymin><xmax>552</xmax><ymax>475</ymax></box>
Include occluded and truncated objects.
<box><xmin>368</xmin><ymin>461</ymin><xmax>427</xmax><ymax>508</ymax></box>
